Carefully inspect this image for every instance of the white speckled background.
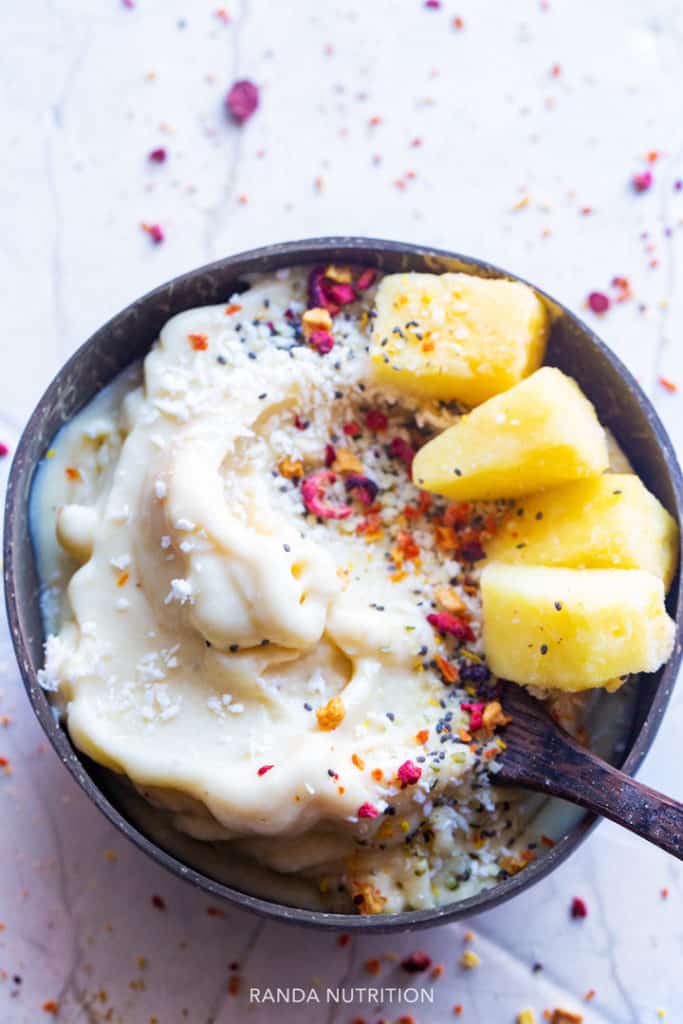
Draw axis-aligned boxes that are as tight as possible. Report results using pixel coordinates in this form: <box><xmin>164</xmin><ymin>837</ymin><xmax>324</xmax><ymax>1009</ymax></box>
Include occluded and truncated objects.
<box><xmin>1</xmin><ymin>1</ymin><xmax>682</xmax><ymax>1021</ymax></box>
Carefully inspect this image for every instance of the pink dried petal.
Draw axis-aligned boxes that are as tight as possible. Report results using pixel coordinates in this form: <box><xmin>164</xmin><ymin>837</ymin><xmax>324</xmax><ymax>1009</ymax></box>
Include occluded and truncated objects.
<box><xmin>389</xmin><ymin>436</ymin><xmax>416</xmax><ymax>472</ymax></box>
<box><xmin>324</xmin><ymin>444</ymin><xmax>336</xmax><ymax>467</ymax></box>
<box><xmin>571</xmin><ymin>896</ymin><xmax>588</xmax><ymax>919</ymax></box>
<box><xmin>424</xmin><ymin>0</ymin><xmax>442</xmax><ymax>7</ymax></box>
<box><xmin>257</xmin><ymin>764</ymin><xmax>274</xmax><ymax>777</ymax></box>
<box><xmin>460</xmin><ymin>701</ymin><xmax>486</xmax><ymax>731</ymax></box>
<box><xmin>427</xmin><ymin>612</ymin><xmax>476</xmax><ymax>643</ymax></box>
<box><xmin>357</xmin><ymin>802</ymin><xmax>379</xmax><ymax>819</ymax></box>
<box><xmin>397</xmin><ymin>760</ymin><xmax>422</xmax><ymax>786</ymax></box>
<box><xmin>355</xmin><ymin>267</ymin><xmax>377</xmax><ymax>291</ymax></box>
<box><xmin>326</xmin><ymin>281</ymin><xmax>356</xmax><ymax>306</ymax></box>
<box><xmin>142</xmin><ymin>222</ymin><xmax>164</xmax><ymax>244</ymax></box>
<box><xmin>587</xmin><ymin>291</ymin><xmax>610</xmax><ymax>314</ymax></box>
<box><xmin>148</xmin><ymin>147</ymin><xmax>167</xmax><ymax>163</ymax></box>
<box><xmin>632</xmin><ymin>170</ymin><xmax>653</xmax><ymax>193</ymax></box>
<box><xmin>345</xmin><ymin>474</ymin><xmax>379</xmax><ymax>507</ymax></box>
<box><xmin>308</xmin><ymin>266</ymin><xmax>339</xmax><ymax>314</ymax></box>
<box><xmin>308</xmin><ymin>329</ymin><xmax>335</xmax><ymax>355</ymax></box>
<box><xmin>302</xmin><ymin>469</ymin><xmax>352</xmax><ymax>520</ymax></box>
<box><xmin>0</xmin><ymin>443</ymin><xmax>8</xmax><ymax>458</ymax></box>
<box><xmin>226</xmin><ymin>79</ymin><xmax>260</xmax><ymax>125</ymax></box>
<box><xmin>366</xmin><ymin>409</ymin><xmax>388</xmax><ymax>431</ymax></box>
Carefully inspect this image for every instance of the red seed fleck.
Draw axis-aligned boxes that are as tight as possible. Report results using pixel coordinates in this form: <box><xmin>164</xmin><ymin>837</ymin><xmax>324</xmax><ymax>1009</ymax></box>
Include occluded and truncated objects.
<box><xmin>587</xmin><ymin>291</ymin><xmax>610</xmax><ymax>314</ymax></box>
<box><xmin>302</xmin><ymin>470</ymin><xmax>352</xmax><ymax>520</ymax></box>
<box><xmin>294</xmin><ymin>415</ymin><xmax>309</xmax><ymax>431</ymax></box>
<box><xmin>151</xmin><ymin>894</ymin><xmax>166</xmax><ymax>910</ymax></box>
<box><xmin>661</xmin><ymin>887</ymin><xmax>669</xmax><ymax>899</ymax></box>
<box><xmin>397</xmin><ymin>760</ymin><xmax>422</xmax><ymax>786</ymax></box>
<box><xmin>338</xmin><ymin>932</ymin><xmax>351</xmax><ymax>947</ymax></box>
<box><xmin>257</xmin><ymin>764</ymin><xmax>274</xmax><ymax>777</ymax></box>
<box><xmin>550</xmin><ymin>63</ymin><xmax>562</xmax><ymax>77</ymax></box>
<box><xmin>369</xmin><ymin>115</ymin><xmax>383</xmax><ymax>127</ymax></box>
<box><xmin>571</xmin><ymin>896</ymin><xmax>588</xmax><ymax>919</ymax></box>
<box><xmin>453</xmin><ymin>15</ymin><xmax>464</xmax><ymax>29</ymax></box>
<box><xmin>366</xmin><ymin>409</ymin><xmax>388</xmax><ymax>431</ymax></box>
<box><xmin>357</xmin><ymin>802</ymin><xmax>379</xmax><ymax>819</ymax></box>
<box><xmin>343</xmin><ymin>421</ymin><xmax>362</xmax><ymax>437</ymax></box>
<box><xmin>42</xmin><ymin>1002</ymin><xmax>59</xmax><ymax>1016</ymax></box>
<box><xmin>0</xmin><ymin>443</ymin><xmax>9</xmax><ymax>458</ymax></box>
<box><xmin>401</xmin><ymin>951</ymin><xmax>432</xmax><ymax>972</ymax></box>
<box><xmin>427</xmin><ymin>612</ymin><xmax>476</xmax><ymax>643</ymax></box>
<box><xmin>658</xmin><ymin>375</ymin><xmax>678</xmax><ymax>394</ymax></box>
<box><xmin>226</xmin><ymin>79</ymin><xmax>260</xmax><ymax>125</ymax></box>
<box><xmin>148</xmin><ymin>147</ymin><xmax>167</xmax><ymax>163</ymax></box>
<box><xmin>324</xmin><ymin>444</ymin><xmax>336</xmax><ymax>467</ymax></box>
<box><xmin>632</xmin><ymin>170</ymin><xmax>653</xmax><ymax>193</ymax></box>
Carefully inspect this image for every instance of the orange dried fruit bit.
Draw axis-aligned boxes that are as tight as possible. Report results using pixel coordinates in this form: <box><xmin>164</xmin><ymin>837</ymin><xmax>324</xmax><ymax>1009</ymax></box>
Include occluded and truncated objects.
<box><xmin>435</xmin><ymin>655</ymin><xmax>459</xmax><ymax>684</ymax></box>
<box><xmin>188</xmin><ymin>333</ymin><xmax>209</xmax><ymax>350</ymax></box>
<box><xmin>116</xmin><ymin>571</ymin><xmax>129</xmax><ymax>588</ymax></box>
<box><xmin>550</xmin><ymin>1012</ymin><xmax>583</xmax><ymax>1024</ymax></box>
<box><xmin>371</xmin><ymin>767</ymin><xmax>383</xmax><ymax>781</ymax></box>
<box><xmin>351</xmin><ymin>753</ymin><xmax>365</xmax><ymax>770</ymax></box>
<box><xmin>352</xmin><ymin>881</ymin><xmax>387</xmax><ymax>915</ymax></box>
<box><xmin>325</xmin><ymin>265</ymin><xmax>353</xmax><ymax>283</ymax></box>
<box><xmin>65</xmin><ymin>466</ymin><xmax>81</xmax><ymax>481</ymax></box>
<box><xmin>481</xmin><ymin>700</ymin><xmax>511</xmax><ymax>734</ymax></box>
<box><xmin>416</xmin><ymin>728</ymin><xmax>429</xmax><ymax>745</ymax></box>
<box><xmin>225</xmin><ymin>303</ymin><xmax>242</xmax><ymax>315</ymax></box>
<box><xmin>316</xmin><ymin>695</ymin><xmax>345</xmax><ymax>731</ymax></box>
<box><xmin>435</xmin><ymin>587</ymin><xmax>467</xmax><ymax>615</ymax></box>
<box><xmin>278</xmin><ymin>456</ymin><xmax>304</xmax><ymax>480</ymax></box>
<box><xmin>302</xmin><ymin>307</ymin><xmax>333</xmax><ymax>338</ymax></box>
<box><xmin>333</xmin><ymin>447</ymin><xmax>364</xmax><ymax>474</ymax></box>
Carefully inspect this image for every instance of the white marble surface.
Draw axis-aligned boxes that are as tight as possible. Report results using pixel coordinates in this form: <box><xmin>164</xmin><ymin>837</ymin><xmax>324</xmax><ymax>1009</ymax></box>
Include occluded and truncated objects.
<box><xmin>2</xmin><ymin>0</ymin><xmax>683</xmax><ymax>1021</ymax></box>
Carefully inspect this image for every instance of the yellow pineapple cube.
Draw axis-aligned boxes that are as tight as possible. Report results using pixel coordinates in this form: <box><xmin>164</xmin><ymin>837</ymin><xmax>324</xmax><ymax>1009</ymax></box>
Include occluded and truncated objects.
<box><xmin>481</xmin><ymin>563</ymin><xmax>675</xmax><ymax>691</ymax></box>
<box><xmin>412</xmin><ymin>367</ymin><xmax>609</xmax><ymax>500</ymax></box>
<box><xmin>370</xmin><ymin>272</ymin><xmax>549</xmax><ymax>406</ymax></box>
<box><xmin>485</xmin><ymin>474</ymin><xmax>679</xmax><ymax>589</ymax></box>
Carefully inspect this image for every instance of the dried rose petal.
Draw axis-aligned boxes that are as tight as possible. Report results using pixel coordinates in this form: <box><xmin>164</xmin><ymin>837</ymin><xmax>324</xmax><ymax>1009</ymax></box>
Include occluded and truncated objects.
<box><xmin>632</xmin><ymin>170</ymin><xmax>653</xmax><ymax>193</ymax></box>
<box><xmin>148</xmin><ymin>147</ymin><xmax>167</xmax><ymax>163</ymax></box>
<box><xmin>324</xmin><ymin>444</ymin><xmax>336</xmax><ymax>467</ymax></box>
<box><xmin>461</xmin><ymin>701</ymin><xmax>486</xmax><ymax>731</ymax></box>
<box><xmin>308</xmin><ymin>329</ymin><xmax>335</xmax><ymax>355</ymax></box>
<box><xmin>0</xmin><ymin>443</ymin><xmax>9</xmax><ymax>458</ymax></box>
<box><xmin>345</xmin><ymin>474</ymin><xmax>379</xmax><ymax>507</ymax></box>
<box><xmin>389</xmin><ymin>436</ymin><xmax>416</xmax><ymax>472</ymax></box>
<box><xmin>257</xmin><ymin>764</ymin><xmax>274</xmax><ymax>777</ymax></box>
<box><xmin>356</xmin><ymin>267</ymin><xmax>377</xmax><ymax>291</ymax></box>
<box><xmin>427</xmin><ymin>611</ymin><xmax>476</xmax><ymax>643</ymax></box>
<box><xmin>326</xmin><ymin>281</ymin><xmax>356</xmax><ymax>306</ymax></box>
<box><xmin>570</xmin><ymin>896</ymin><xmax>588</xmax><ymax>919</ymax></box>
<box><xmin>366</xmin><ymin>409</ymin><xmax>388</xmax><ymax>431</ymax></box>
<box><xmin>302</xmin><ymin>470</ymin><xmax>352</xmax><ymax>520</ymax></box>
<box><xmin>397</xmin><ymin>760</ymin><xmax>422</xmax><ymax>786</ymax></box>
<box><xmin>401</xmin><ymin>951</ymin><xmax>432</xmax><ymax>973</ymax></box>
<box><xmin>308</xmin><ymin>266</ymin><xmax>338</xmax><ymax>313</ymax></box>
<box><xmin>357</xmin><ymin>802</ymin><xmax>379</xmax><ymax>819</ymax></box>
<box><xmin>587</xmin><ymin>291</ymin><xmax>610</xmax><ymax>314</ymax></box>
<box><xmin>226</xmin><ymin>79</ymin><xmax>260</xmax><ymax>125</ymax></box>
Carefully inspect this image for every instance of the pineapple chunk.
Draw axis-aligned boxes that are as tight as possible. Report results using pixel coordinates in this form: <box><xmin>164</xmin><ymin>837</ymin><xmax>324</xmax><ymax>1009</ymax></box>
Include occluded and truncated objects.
<box><xmin>412</xmin><ymin>367</ymin><xmax>609</xmax><ymax>500</ymax></box>
<box><xmin>370</xmin><ymin>272</ymin><xmax>549</xmax><ymax>406</ymax></box>
<box><xmin>481</xmin><ymin>563</ymin><xmax>675</xmax><ymax>691</ymax></box>
<box><xmin>485</xmin><ymin>474</ymin><xmax>679</xmax><ymax>589</ymax></box>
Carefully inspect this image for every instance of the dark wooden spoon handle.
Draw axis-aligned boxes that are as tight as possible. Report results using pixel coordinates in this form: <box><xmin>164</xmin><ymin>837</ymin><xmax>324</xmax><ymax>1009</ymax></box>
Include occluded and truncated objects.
<box><xmin>497</xmin><ymin>690</ymin><xmax>683</xmax><ymax>860</ymax></box>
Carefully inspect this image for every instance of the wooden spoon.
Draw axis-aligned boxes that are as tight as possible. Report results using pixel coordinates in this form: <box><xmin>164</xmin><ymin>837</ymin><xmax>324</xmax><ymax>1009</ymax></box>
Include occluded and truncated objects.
<box><xmin>496</xmin><ymin>683</ymin><xmax>683</xmax><ymax>860</ymax></box>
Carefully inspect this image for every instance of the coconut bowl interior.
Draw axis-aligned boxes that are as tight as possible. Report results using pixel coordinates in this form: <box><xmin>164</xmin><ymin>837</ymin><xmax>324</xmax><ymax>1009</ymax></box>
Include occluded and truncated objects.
<box><xmin>5</xmin><ymin>237</ymin><xmax>682</xmax><ymax>932</ymax></box>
